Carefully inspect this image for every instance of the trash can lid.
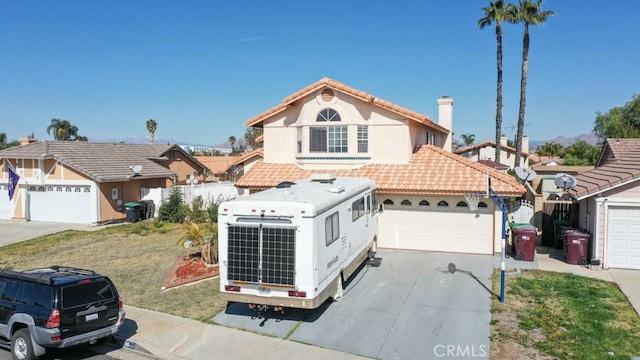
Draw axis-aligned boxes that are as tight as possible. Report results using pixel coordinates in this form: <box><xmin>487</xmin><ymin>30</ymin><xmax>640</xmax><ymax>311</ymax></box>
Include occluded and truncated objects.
<box><xmin>513</xmin><ymin>225</ymin><xmax>537</xmax><ymax>234</ymax></box>
<box><xmin>124</xmin><ymin>202</ymin><xmax>141</xmax><ymax>207</ymax></box>
<box><xmin>510</xmin><ymin>222</ymin><xmax>532</xmax><ymax>229</ymax></box>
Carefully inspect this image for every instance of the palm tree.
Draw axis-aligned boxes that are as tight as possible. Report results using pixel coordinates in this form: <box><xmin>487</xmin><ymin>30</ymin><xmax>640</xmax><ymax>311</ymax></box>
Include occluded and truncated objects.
<box><xmin>228</xmin><ymin>136</ymin><xmax>236</xmax><ymax>151</ymax></box>
<box><xmin>460</xmin><ymin>133</ymin><xmax>476</xmax><ymax>147</ymax></box>
<box><xmin>478</xmin><ymin>0</ymin><xmax>515</xmax><ymax>164</ymax></box>
<box><xmin>513</xmin><ymin>0</ymin><xmax>555</xmax><ymax>167</ymax></box>
<box><xmin>46</xmin><ymin>118</ymin><xmax>85</xmax><ymax>141</ymax></box>
<box><xmin>146</xmin><ymin>119</ymin><xmax>158</xmax><ymax>144</ymax></box>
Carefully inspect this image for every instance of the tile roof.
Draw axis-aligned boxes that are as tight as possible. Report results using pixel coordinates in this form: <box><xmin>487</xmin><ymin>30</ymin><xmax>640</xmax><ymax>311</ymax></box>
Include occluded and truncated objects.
<box><xmin>195</xmin><ymin>155</ymin><xmax>241</xmax><ymax>174</ymax></box>
<box><xmin>232</xmin><ymin>148</ymin><xmax>264</xmax><ymax>166</ymax></box>
<box><xmin>596</xmin><ymin>138</ymin><xmax>640</xmax><ymax>166</ymax></box>
<box><xmin>477</xmin><ymin>159</ymin><xmax>509</xmax><ymax>169</ymax></box>
<box><xmin>570</xmin><ymin>138</ymin><xmax>640</xmax><ymax>199</ymax></box>
<box><xmin>0</xmin><ymin>141</ymin><xmax>203</xmax><ymax>182</ymax></box>
<box><xmin>236</xmin><ymin>145</ymin><xmax>525</xmax><ymax>196</ymax></box>
<box><xmin>245</xmin><ymin>77</ymin><xmax>448</xmax><ymax>133</ymax></box>
<box><xmin>455</xmin><ymin>141</ymin><xmax>530</xmax><ymax>156</ymax></box>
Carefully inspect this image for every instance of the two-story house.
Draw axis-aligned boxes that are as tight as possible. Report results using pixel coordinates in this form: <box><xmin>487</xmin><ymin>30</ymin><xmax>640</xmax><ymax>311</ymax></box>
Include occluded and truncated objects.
<box><xmin>235</xmin><ymin>78</ymin><xmax>524</xmax><ymax>254</ymax></box>
<box><xmin>455</xmin><ymin>135</ymin><xmax>531</xmax><ymax>170</ymax></box>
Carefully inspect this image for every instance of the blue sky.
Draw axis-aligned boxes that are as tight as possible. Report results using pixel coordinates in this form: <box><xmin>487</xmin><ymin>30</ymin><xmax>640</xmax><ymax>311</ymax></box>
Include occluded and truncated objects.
<box><xmin>1</xmin><ymin>1</ymin><xmax>638</xmax><ymax>147</ymax></box>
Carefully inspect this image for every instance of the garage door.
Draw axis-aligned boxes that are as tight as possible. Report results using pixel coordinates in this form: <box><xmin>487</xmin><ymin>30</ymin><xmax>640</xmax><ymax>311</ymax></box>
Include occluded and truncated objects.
<box><xmin>607</xmin><ymin>206</ymin><xmax>640</xmax><ymax>270</ymax></box>
<box><xmin>0</xmin><ymin>185</ymin><xmax>11</xmax><ymax>220</ymax></box>
<box><xmin>29</xmin><ymin>185</ymin><xmax>96</xmax><ymax>224</ymax></box>
<box><xmin>378</xmin><ymin>207</ymin><xmax>494</xmax><ymax>254</ymax></box>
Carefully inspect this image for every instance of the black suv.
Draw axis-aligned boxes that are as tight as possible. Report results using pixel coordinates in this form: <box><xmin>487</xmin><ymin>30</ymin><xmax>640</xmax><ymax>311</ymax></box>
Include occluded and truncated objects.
<box><xmin>0</xmin><ymin>266</ymin><xmax>125</xmax><ymax>360</ymax></box>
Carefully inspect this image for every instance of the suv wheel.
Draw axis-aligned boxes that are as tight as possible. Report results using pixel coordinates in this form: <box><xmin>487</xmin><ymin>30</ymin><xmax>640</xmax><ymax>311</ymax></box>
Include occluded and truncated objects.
<box><xmin>11</xmin><ymin>329</ymin><xmax>36</xmax><ymax>360</ymax></box>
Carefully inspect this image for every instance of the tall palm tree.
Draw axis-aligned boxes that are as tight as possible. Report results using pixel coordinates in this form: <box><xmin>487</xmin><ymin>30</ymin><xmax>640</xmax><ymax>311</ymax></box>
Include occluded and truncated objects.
<box><xmin>513</xmin><ymin>0</ymin><xmax>555</xmax><ymax>167</ymax></box>
<box><xmin>478</xmin><ymin>0</ymin><xmax>515</xmax><ymax>164</ymax></box>
<box><xmin>146</xmin><ymin>119</ymin><xmax>158</xmax><ymax>144</ymax></box>
<box><xmin>46</xmin><ymin>119</ymin><xmax>72</xmax><ymax>140</ymax></box>
<box><xmin>228</xmin><ymin>136</ymin><xmax>236</xmax><ymax>150</ymax></box>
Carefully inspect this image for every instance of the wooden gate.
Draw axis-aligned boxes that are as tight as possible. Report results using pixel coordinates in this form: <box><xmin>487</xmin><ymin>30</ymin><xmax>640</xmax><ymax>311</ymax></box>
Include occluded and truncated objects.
<box><xmin>541</xmin><ymin>201</ymin><xmax>579</xmax><ymax>247</ymax></box>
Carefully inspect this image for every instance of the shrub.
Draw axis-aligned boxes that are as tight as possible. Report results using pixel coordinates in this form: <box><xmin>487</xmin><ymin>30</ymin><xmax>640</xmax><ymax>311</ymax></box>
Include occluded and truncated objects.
<box><xmin>158</xmin><ymin>187</ymin><xmax>188</xmax><ymax>223</ymax></box>
<box><xmin>207</xmin><ymin>201</ymin><xmax>219</xmax><ymax>223</ymax></box>
<box><xmin>188</xmin><ymin>195</ymin><xmax>208</xmax><ymax>223</ymax></box>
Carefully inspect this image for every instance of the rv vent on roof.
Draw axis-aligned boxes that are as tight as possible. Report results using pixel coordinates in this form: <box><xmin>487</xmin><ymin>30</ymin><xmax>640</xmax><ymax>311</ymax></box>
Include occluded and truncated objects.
<box><xmin>328</xmin><ymin>187</ymin><xmax>345</xmax><ymax>194</ymax></box>
<box><xmin>311</xmin><ymin>173</ymin><xmax>336</xmax><ymax>183</ymax></box>
<box><xmin>276</xmin><ymin>181</ymin><xmax>297</xmax><ymax>188</ymax></box>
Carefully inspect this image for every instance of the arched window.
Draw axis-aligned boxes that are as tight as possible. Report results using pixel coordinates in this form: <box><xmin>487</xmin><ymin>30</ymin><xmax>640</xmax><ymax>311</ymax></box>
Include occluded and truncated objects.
<box><xmin>310</xmin><ymin>108</ymin><xmax>347</xmax><ymax>153</ymax></box>
<box><xmin>478</xmin><ymin>201</ymin><xmax>488</xmax><ymax>208</ymax></box>
<box><xmin>401</xmin><ymin>200</ymin><xmax>412</xmax><ymax>206</ymax></box>
<box><xmin>316</xmin><ymin>108</ymin><xmax>341</xmax><ymax>122</ymax></box>
<box><xmin>383</xmin><ymin>199</ymin><xmax>394</xmax><ymax>205</ymax></box>
<box><xmin>419</xmin><ymin>200</ymin><xmax>430</xmax><ymax>206</ymax></box>
<box><xmin>456</xmin><ymin>201</ymin><xmax>468</xmax><ymax>207</ymax></box>
<box><xmin>437</xmin><ymin>200</ymin><xmax>449</xmax><ymax>207</ymax></box>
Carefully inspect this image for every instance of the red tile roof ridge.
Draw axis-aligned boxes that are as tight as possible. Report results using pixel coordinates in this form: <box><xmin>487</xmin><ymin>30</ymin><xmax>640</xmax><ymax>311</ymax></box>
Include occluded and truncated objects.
<box><xmin>245</xmin><ymin>77</ymin><xmax>445</xmax><ymax>132</ymax></box>
<box><xmin>455</xmin><ymin>140</ymin><xmax>530</xmax><ymax>156</ymax></box>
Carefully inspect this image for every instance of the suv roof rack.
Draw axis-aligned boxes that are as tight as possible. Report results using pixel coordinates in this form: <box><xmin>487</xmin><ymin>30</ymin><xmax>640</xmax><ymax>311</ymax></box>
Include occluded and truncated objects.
<box><xmin>1</xmin><ymin>266</ymin><xmax>99</xmax><ymax>285</ymax></box>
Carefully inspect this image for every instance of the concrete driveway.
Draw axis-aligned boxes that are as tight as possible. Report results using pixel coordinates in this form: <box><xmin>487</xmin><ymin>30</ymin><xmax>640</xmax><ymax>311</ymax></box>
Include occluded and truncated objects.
<box><xmin>0</xmin><ymin>220</ymin><xmax>105</xmax><ymax>247</ymax></box>
<box><xmin>214</xmin><ymin>250</ymin><xmax>493</xmax><ymax>359</ymax></box>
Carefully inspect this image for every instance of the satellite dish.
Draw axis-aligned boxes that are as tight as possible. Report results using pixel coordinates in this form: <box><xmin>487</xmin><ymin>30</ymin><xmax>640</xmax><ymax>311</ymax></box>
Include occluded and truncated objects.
<box><xmin>130</xmin><ymin>165</ymin><xmax>143</xmax><ymax>176</ymax></box>
<box><xmin>554</xmin><ymin>173</ymin><xmax>578</xmax><ymax>190</ymax></box>
<box><xmin>514</xmin><ymin>167</ymin><xmax>537</xmax><ymax>183</ymax></box>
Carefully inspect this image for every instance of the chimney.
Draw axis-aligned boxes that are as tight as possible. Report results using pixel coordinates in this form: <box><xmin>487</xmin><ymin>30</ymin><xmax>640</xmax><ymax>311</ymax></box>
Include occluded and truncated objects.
<box><xmin>437</xmin><ymin>96</ymin><xmax>454</xmax><ymax>152</ymax></box>
<box><xmin>19</xmin><ymin>137</ymin><xmax>38</xmax><ymax>146</ymax></box>
<box><xmin>500</xmin><ymin>135</ymin><xmax>508</xmax><ymax>147</ymax></box>
<box><xmin>522</xmin><ymin>136</ymin><xmax>529</xmax><ymax>154</ymax></box>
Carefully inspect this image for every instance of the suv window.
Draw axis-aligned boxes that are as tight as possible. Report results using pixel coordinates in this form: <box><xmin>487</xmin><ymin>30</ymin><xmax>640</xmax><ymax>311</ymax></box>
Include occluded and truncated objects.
<box><xmin>0</xmin><ymin>280</ymin><xmax>20</xmax><ymax>303</ymax></box>
<box><xmin>16</xmin><ymin>282</ymin><xmax>52</xmax><ymax>307</ymax></box>
<box><xmin>62</xmin><ymin>280</ymin><xmax>114</xmax><ymax>308</ymax></box>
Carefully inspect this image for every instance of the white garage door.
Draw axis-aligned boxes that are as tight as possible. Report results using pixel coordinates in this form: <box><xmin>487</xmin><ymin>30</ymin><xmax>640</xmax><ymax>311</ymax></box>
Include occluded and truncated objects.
<box><xmin>0</xmin><ymin>185</ymin><xmax>11</xmax><ymax>220</ymax></box>
<box><xmin>378</xmin><ymin>207</ymin><xmax>494</xmax><ymax>254</ymax></box>
<box><xmin>607</xmin><ymin>206</ymin><xmax>640</xmax><ymax>270</ymax></box>
<box><xmin>29</xmin><ymin>185</ymin><xmax>96</xmax><ymax>224</ymax></box>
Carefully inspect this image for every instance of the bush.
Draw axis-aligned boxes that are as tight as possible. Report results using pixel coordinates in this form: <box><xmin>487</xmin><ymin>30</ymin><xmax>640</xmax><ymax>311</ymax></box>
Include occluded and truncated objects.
<box><xmin>207</xmin><ymin>201</ymin><xmax>219</xmax><ymax>223</ymax></box>
<box><xmin>158</xmin><ymin>187</ymin><xmax>188</xmax><ymax>223</ymax></box>
<box><xmin>188</xmin><ymin>195</ymin><xmax>208</xmax><ymax>223</ymax></box>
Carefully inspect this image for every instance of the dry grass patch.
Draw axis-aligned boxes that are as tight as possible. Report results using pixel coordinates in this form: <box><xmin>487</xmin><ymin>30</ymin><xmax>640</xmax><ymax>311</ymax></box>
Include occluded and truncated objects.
<box><xmin>0</xmin><ymin>222</ymin><xmax>227</xmax><ymax>322</ymax></box>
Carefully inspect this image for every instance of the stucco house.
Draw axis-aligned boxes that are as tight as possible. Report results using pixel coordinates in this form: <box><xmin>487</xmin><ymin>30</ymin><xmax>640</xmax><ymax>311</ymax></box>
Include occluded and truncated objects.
<box><xmin>235</xmin><ymin>77</ymin><xmax>525</xmax><ymax>254</ymax></box>
<box><xmin>455</xmin><ymin>135</ymin><xmax>531</xmax><ymax>169</ymax></box>
<box><xmin>0</xmin><ymin>140</ymin><xmax>208</xmax><ymax>224</ymax></box>
<box><xmin>569</xmin><ymin>138</ymin><xmax>640</xmax><ymax>269</ymax></box>
<box><xmin>196</xmin><ymin>148</ymin><xmax>263</xmax><ymax>182</ymax></box>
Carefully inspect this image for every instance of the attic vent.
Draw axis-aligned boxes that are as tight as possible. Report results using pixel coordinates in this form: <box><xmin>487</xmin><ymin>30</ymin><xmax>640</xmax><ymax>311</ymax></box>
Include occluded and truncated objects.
<box><xmin>321</xmin><ymin>89</ymin><xmax>334</xmax><ymax>102</ymax></box>
<box><xmin>311</xmin><ymin>173</ymin><xmax>336</xmax><ymax>183</ymax></box>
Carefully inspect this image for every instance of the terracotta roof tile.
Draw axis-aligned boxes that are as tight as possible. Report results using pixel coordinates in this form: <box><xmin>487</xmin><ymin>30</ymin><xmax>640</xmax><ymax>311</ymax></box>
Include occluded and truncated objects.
<box><xmin>245</xmin><ymin>77</ymin><xmax>446</xmax><ymax>133</ymax></box>
<box><xmin>232</xmin><ymin>148</ymin><xmax>263</xmax><ymax>166</ymax></box>
<box><xmin>455</xmin><ymin>140</ymin><xmax>530</xmax><ymax>156</ymax></box>
<box><xmin>195</xmin><ymin>155</ymin><xmax>241</xmax><ymax>174</ymax></box>
<box><xmin>237</xmin><ymin>145</ymin><xmax>525</xmax><ymax>196</ymax></box>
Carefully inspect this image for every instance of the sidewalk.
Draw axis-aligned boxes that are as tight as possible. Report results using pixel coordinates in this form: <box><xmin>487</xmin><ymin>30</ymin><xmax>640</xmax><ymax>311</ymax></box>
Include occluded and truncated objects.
<box><xmin>103</xmin><ymin>305</ymin><xmax>369</xmax><ymax>360</ymax></box>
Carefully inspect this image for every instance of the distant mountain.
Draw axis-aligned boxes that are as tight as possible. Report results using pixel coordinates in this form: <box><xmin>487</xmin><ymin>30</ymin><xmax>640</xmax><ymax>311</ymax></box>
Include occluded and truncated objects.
<box><xmin>88</xmin><ymin>135</ymin><xmax>238</xmax><ymax>149</ymax></box>
<box><xmin>530</xmin><ymin>133</ymin><xmax>599</xmax><ymax>149</ymax></box>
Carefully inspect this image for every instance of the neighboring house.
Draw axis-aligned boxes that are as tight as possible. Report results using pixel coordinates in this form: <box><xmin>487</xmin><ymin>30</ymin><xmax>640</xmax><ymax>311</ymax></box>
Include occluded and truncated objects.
<box><xmin>569</xmin><ymin>138</ymin><xmax>640</xmax><ymax>270</ymax></box>
<box><xmin>236</xmin><ymin>77</ymin><xmax>525</xmax><ymax>254</ymax></box>
<box><xmin>456</xmin><ymin>135</ymin><xmax>530</xmax><ymax>169</ymax></box>
<box><xmin>196</xmin><ymin>149</ymin><xmax>263</xmax><ymax>182</ymax></box>
<box><xmin>0</xmin><ymin>140</ymin><xmax>208</xmax><ymax>224</ymax></box>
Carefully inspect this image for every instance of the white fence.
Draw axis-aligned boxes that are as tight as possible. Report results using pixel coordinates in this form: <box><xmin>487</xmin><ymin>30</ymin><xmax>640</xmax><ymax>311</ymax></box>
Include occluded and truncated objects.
<box><xmin>141</xmin><ymin>182</ymin><xmax>242</xmax><ymax>216</ymax></box>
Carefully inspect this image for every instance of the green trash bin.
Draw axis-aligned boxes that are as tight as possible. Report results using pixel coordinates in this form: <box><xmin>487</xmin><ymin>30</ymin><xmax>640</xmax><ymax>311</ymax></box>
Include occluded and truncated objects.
<box><xmin>125</xmin><ymin>202</ymin><xmax>142</xmax><ymax>223</ymax></box>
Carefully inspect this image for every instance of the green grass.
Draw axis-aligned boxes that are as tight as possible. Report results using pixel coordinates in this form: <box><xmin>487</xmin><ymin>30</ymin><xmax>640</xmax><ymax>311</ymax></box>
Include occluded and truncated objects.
<box><xmin>0</xmin><ymin>222</ymin><xmax>227</xmax><ymax>323</ymax></box>
<box><xmin>491</xmin><ymin>270</ymin><xmax>640</xmax><ymax>359</ymax></box>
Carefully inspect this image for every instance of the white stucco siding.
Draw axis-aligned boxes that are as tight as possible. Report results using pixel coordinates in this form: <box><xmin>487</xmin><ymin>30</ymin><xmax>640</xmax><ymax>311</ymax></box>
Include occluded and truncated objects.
<box><xmin>0</xmin><ymin>185</ymin><xmax>11</xmax><ymax>220</ymax></box>
<box><xmin>263</xmin><ymin>125</ymin><xmax>298</xmax><ymax>163</ymax></box>
<box><xmin>377</xmin><ymin>196</ymin><xmax>495</xmax><ymax>254</ymax></box>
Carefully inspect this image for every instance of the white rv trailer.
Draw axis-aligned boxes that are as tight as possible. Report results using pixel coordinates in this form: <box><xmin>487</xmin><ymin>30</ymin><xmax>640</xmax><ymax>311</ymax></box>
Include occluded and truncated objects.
<box><xmin>218</xmin><ymin>174</ymin><xmax>380</xmax><ymax>310</ymax></box>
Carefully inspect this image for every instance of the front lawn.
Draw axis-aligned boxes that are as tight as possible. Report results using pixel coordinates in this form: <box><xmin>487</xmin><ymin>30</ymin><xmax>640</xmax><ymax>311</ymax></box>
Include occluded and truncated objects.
<box><xmin>491</xmin><ymin>269</ymin><xmax>640</xmax><ymax>360</ymax></box>
<box><xmin>0</xmin><ymin>221</ymin><xmax>227</xmax><ymax>322</ymax></box>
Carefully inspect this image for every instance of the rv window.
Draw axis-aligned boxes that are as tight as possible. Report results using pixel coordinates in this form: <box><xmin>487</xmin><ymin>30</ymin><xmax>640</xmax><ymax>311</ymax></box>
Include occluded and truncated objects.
<box><xmin>236</xmin><ymin>216</ymin><xmax>292</xmax><ymax>224</ymax></box>
<box><xmin>325</xmin><ymin>212</ymin><xmax>340</xmax><ymax>246</ymax></box>
<box><xmin>352</xmin><ymin>197</ymin><xmax>365</xmax><ymax>222</ymax></box>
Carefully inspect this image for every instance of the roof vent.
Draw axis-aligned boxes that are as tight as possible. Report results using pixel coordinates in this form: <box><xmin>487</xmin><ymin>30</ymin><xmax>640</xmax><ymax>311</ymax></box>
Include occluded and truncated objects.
<box><xmin>276</xmin><ymin>181</ymin><xmax>297</xmax><ymax>188</ymax></box>
<box><xmin>311</xmin><ymin>173</ymin><xmax>336</xmax><ymax>183</ymax></box>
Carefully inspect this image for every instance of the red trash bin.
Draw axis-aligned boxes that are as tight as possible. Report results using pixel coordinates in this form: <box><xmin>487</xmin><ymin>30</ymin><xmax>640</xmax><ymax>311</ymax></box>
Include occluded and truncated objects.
<box><xmin>565</xmin><ymin>230</ymin><xmax>589</xmax><ymax>265</ymax></box>
<box><xmin>513</xmin><ymin>226</ymin><xmax>537</xmax><ymax>262</ymax></box>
